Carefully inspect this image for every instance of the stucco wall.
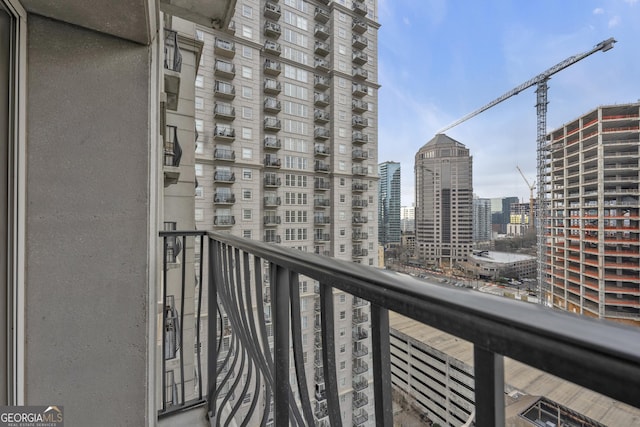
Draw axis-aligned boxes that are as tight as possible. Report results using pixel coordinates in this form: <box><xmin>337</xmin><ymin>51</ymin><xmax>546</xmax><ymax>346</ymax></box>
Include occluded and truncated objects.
<box><xmin>25</xmin><ymin>14</ymin><xmax>151</xmax><ymax>426</ymax></box>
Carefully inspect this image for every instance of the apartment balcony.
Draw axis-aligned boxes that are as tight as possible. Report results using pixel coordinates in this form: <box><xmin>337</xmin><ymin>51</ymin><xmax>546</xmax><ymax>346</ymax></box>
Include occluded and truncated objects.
<box><xmin>314</xmin><ymin>127</ymin><xmax>330</xmax><ymax>140</ymax></box>
<box><xmin>352</xmin><ymin>215</ymin><xmax>368</xmax><ymax>224</ymax></box>
<box><xmin>264</xmin><ymin>156</ymin><xmax>282</xmax><ymax>168</ymax></box>
<box><xmin>315</xmin><ymin>58</ymin><xmax>330</xmax><ymax>73</ymax></box>
<box><xmin>264</xmin><ymin>215</ymin><xmax>281</xmax><ymax>226</ymax></box>
<box><xmin>264</xmin><ymin>117</ymin><xmax>282</xmax><ymax>131</ymax></box>
<box><xmin>352</xmin><ymin>83</ymin><xmax>368</xmax><ymax>97</ymax></box>
<box><xmin>352</xmin><ymin>231</ymin><xmax>368</xmax><ymax>241</ymax></box>
<box><xmin>214</xmin><ymin>103</ymin><xmax>235</xmax><ymax>120</ymax></box>
<box><xmin>213</xmin><ymin>192</ymin><xmax>235</xmax><ymax>204</ymax></box>
<box><xmin>264</xmin><ymin>21</ymin><xmax>281</xmax><ymax>38</ymax></box>
<box><xmin>315</xmin><ymin>41</ymin><xmax>330</xmax><ymax>56</ymax></box>
<box><xmin>213</xmin><ymin>148</ymin><xmax>235</xmax><ymax>162</ymax></box>
<box><xmin>163</xmin><ymin>29</ymin><xmax>181</xmax><ymax>111</ymax></box>
<box><xmin>264</xmin><ymin>59</ymin><xmax>282</xmax><ymax>75</ymax></box>
<box><xmin>314</xmin><ymin>145</ymin><xmax>330</xmax><ymax>156</ymax></box>
<box><xmin>314</xmin><ymin>6</ymin><xmax>330</xmax><ymax>23</ymax></box>
<box><xmin>158</xmin><ymin>230</ymin><xmax>640</xmax><ymax>427</ymax></box>
<box><xmin>352</xmin><ymin>51</ymin><xmax>368</xmax><ymax>67</ymax></box>
<box><xmin>264</xmin><ymin>1</ymin><xmax>281</xmax><ymax>19</ymax></box>
<box><xmin>214</xmin><ymin>81</ymin><xmax>236</xmax><ymax>99</ymax></box>
<box><xmin>264</xmin><ymin>234</ymin><xmax>281</xmax><ymax>244</ymax></box>
<box><xmin>264</xmin><ymin>78</ymin><xmax>282</xmax><ymax>94</ymax></box>
<box><xmin>352</xmin><ymin>165</ymin><xmax>368</xmax><ymax>176</ymax></box>
<box><xmin>352</xmin><ymin>115</ymin><xmax>368</xmax><ymax>129</ymax></box>
<box><xmin>214</xmin><ymin>37</ymin><xmax>235</xmax><ymax>58</ymax></box>
<box><xmin>314</xmin><ymin>109</ymin><xmax>330</xmax><ymax>123</ymax></box>
<box><xmin>315</xmin><ymin>160</ymin><xmax>330</xmax><ymax>173</ymax></box>
<box><xmin>264</xmin><ymin>174</ymin><xmax>281</xmax><ymax>188</ymax></box>
<box><xmin>213</xmin><ymin>126</ymin><xmax>235</xmax><ymax>141</ymax></box>
<box><xmin>352</xmin><ymin>99</ymin><xmax>368</xmax><ymax>113</ymax></box>
<box><xmin>214</xmin><ymin>59</ymin><xmax>235</xmax><ymax>79</ymax></box>
<box><xmin>264</xmin><ymin>40</ymin><xmax>282</xmax><ymax>56</ymax></box>
<box><xmin>352</xmin><ymin>180</ymin><xmax>368</xmax><ymax>192</ymax></box>
<box><xmin>213</xmin><ymin>215</ymin><xmax>235</xmax><ymax>226</ymax></box>
<box><xmin>314</xmin><ymin>215</ymin><xmax>331</xmax><ymax>225</ymax></box>
<box><xmin>352</xmin><ymin>67</ymin><xmax>368</xmax><ymax>80</ymax></box>
<box><xmin>314</xmin><ymin>74</ymin><xmax>330</xmax><ymax>90</ymax></box>
<box><xmin>264</xmin><ymin>195</ymin><xmax>282</xmax><ymax>207</ymax></box>
<box><xmin>315</xmin><ymin>179</ymin><xmax>330</xmax><ymax>191</ymax></box>
<box><xmin>315</xmin><ymin>24</ymin><xmax>330</xmax><ymax>40</ymax></box>
<box><xmin>314</xmin><ymin>233</ymin><xmax>330</xmax><ymax>242</ymax></box>
<box><xmin>352</xmin><ymin>149</ymin><xmax>368</xmax><ymax>160</ymax></box>
<box><xmin>352</xmin><ymin>198</ymin><xmax>368</xmax><ymax>209</ymax></box>
<box><xmin>352</xmin><ymin>248</ymin><xmax>368</xmax><ymax>258</ymax></box>
<box><xmin>314</xmin><ymin>198</ymin><xmax>330</xmax><ymax>208</ymax></box>
<box><xmin>314</xmin><ymin>92</ymin><xmax>330</xmax><ymax>107</ymax></box>
<box><xmin>352</xmin><ymin>18</ymin><xmax>367</xmax><ymax>33</ymax></box>
<box><xmin>163</xmin><ymin>125</ymin><xmax>182</xmax><ymax>185</ymax></box>
<box><xmin>352</xmin><ymin>0</ymin><xmax>367</xmax><ymax>16</ymax></box>
<box><xmin>264</xmin><ymin>136</ymin><xmax>282</xmax><ymax>150</ymax></box>
<box><xmin>213</xmin><ymin>171</ymin><xmax>235</xmax><ymax>183</ymax></box>
<box><xmin>264</xmin><ymin>97</ymin><xmax>281</xmax><ymax>113</ymax></box>
<box><xmin>352</xmin><ymin>34</ymin><xmax>368</xmax><ymax>50</ymax></box>
<box><xmin>353</xmin><ymin>327</ymin><xmax>368</xmax><ymax>341</ymax></box>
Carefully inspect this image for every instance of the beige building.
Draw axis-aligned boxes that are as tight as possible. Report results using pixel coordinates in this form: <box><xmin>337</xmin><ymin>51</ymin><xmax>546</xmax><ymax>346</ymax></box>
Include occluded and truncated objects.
<box><xmin>544</xmin><ymin>103</ymin><xmax>640</xmax><ymax>326</ymax></box>
<box><xmin>193</xmin><ymin>0</ymin><xmax>380</xmax><ymax>424</ymax></box>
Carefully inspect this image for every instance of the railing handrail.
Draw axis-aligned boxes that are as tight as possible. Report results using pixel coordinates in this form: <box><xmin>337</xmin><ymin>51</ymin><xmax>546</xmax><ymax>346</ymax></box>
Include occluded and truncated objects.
<box><xmin>203</xmin><ymin>230</ymin><xmax>640</xmax><ymax>412</ymax></box>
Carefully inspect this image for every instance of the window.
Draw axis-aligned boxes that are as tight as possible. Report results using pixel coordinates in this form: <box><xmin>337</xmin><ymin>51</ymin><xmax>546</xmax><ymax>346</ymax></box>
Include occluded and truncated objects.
<box><xmin>243</xmin><ymin>209</ymin><xmax>252</xmax><ymax>220</ymax></box>
<box><xmin>339</xmin><ymin>194</ymin><xmax>346</xmax><ymax>203</ymax></box>
<box><xmin>301</xmin><ymin>316</ymin><xmax>307</xmax><ymax>329</ymax></box>
<box><xmin>242</xmin><ymin>148</ymin><xmax>252</xmax><ymax>159</ymax></box>
<box><xmin>339</xmin><ymin>244</ymin><xmax>345</xmax><ymax>253</ymax></box>
<box><xmin>195</xmin><ymin>208</ymin><xmax>203</xmax><ymax>221</ymax></box>
<box><xmin>338</xmin><ymin>144</ymin><xmax>346</xmax><ymax>154</ymax></box>
<box><xmin>242</xmin><ymin>189</ymin><xmax>252</xmax><ymax>200</ymax></box>
<box><xmin>338</xmin><ymin>28</ymin><xmax>346</xmax><ymax>38</ymax></box>
<box><xmin>195</xmin><ymin>75</ymin><xmax>204</xmax><ymax>88</ymax></box>
<box><xmin>242</xmin><ymin>86</ymin><xmax>252</xmax><ymax>99</ymax></box>
<box><xmin>340</xmin><ymin>361</ymin><xmax>346</xmax><ymax>370</ymax></box>
<box><xmin>195</xmin><ymin>119</ymin><xmax>204</xmax><ymax>133</ymax></box>
<box><xmin>195</xmin><ymin>97</ymin><xmax>204</xmax><ymax>110</ymax></box>
<box><xmin>195</xmin><ymin>164</ymin><xmax>203</xmax><ymax>176</ymax></box>
<box><xmin>339</xmin><ymin>311</ymin><xmax>346</xmax><ymax>320</ymax></box>
<box><xmin>339</xmin><ymin>328</ymin><xmax>345</xmax><ymax>337</ymax></box>
<box><xmin>242</xmin><ymin>106</ymin><xmax>253</xmax><ymax>119</ymax></box>
<box><xmin>339</xmin><ymin>211</ymin><xmax>346</xmax><ymax>220</ymax></box>
<box><xmin>339</xmin><ymin>228</ymin><xmax>346</xmax><ymax>237</ymax></box>
<box><xmin>338</xmin><ymin>44</ymin><xmax>346</xmax><ymax>55</ymax></box>
<box><xmin>243</xmin><ymin>230</ymin><xmax>252</xmax><ymax>239</ymax></box>
<box><xmin>242</xmin><ymin>25</ymin><xmax>253</xmax><ymax>39</ymax></box>
<box><xmin>195</xmin><ymin>30</ymin><xmax>204</xmax><ymax>41</ymax></box>
<box><xmin>195</xmin><ymin>187</ymin><xmax>204</xmax><ymax>198</ymax></box>
<box><xmin>340</xmin><ymin>344</ymin><xmax>346</xmax><ymax>353</ymax></box>
<box><xmin>338</xmin><ymin>94</ymin><xmax>346</xmax><ymax>104</ymax></box>
<box><xmin>338</xmin><ymin>60</ymin><xmax>346</xmax><ymax>71</ymax></box>
<box><xmin>242</xmin><ymin>169</ymin><xmax>252</xmax><ymax>180</ymax></box>
<box><xmin>338</xmin><ymin>110</ymin><xmax>346</xmax><ymax>121</ymax></box>
<box><xmin>195</xmin><ymin>143</ymin><xmax>203</xmax><ymax>154</ymax></box>
<box><xmin>338</xmin><ymin>77</ymin><xmax>346</xmax><ymax>88</ymax></box>
<box><xmin>340</xmin><ymin>178</ymin><xmax>346</xmax><ymax>186</ymax></box>
<box><xmin>242</xmin><ymin>127</ymin><xmax>252</xmax><ymax>140</ymax></box>
<box><xmin>339</xmin><ymin>161</ymin><xmax>346</xmax><ymax>171</ymax></box>
<box><xmin>242</xmin><ymin>46</ymin><xmax>253</xmax><ymax>59</ymax></box>
<box><xmin>242</xmin><ymin>4</ymin><xmax>252</xmax><ymax>17</ymax></box>
<box><xmin>241</xmin><ymin>66</ymin><xmax>252</xmax><ymax>79</ymax></box>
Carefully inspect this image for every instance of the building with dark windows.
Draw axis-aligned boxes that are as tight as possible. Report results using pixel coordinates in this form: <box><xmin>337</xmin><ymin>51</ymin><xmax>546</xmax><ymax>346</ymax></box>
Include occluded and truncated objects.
<box><xmin>414</xmin><ymin>134</ymin><xmax>473</xmax><ymax>267</ymax></box>
<box><xmin>378</xmin><ymin>161</ymin><xmax>401</xmax><ymax>247</ymax></box>
<box><xmin>473</xmin><ymin>196</ymin><xmax>492</xmax><ymax>242</ymax></box>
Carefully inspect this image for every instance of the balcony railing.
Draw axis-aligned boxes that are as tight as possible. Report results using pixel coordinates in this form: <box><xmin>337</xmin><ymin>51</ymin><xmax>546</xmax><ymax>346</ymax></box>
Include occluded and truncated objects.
<box><xmin>164</xmin><ymin>125</ymin><xmax>182</xmax><ymax>167</ymax></box>
<box><xmin>163</xmin><ymin>29</ymin><xmax>182</xmax><ymax>72</ymax></box>
<box><xmin>158</xmin><ymin>231</ymin><xmax>640</xmax><ymax>426</ymax></box>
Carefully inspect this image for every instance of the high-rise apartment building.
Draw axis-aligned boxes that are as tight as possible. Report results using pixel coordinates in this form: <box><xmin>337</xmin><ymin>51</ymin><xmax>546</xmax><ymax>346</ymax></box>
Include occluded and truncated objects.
<box><xmin>378</xmin><ymin>161</ymin><xmax>401</xmax><ymax>246</ymax></box>
<box><xmin>472</xmin><ymin>196</ymin><xmax>492</xmax><ymax>242</ymax></box>
<box><xmin>415</xmin><ymin>134</ymin><xmax>473</xmax><ymax>267</ymax></box>
<box><xmin>193</xmin><ymin>1</ymin><xmax>380</xmax><ymax>424</ymax></box>
<box><xmin>544</xmin><ymin>103</ymin><xmax>639</xmax><ymax>327</ymax></box>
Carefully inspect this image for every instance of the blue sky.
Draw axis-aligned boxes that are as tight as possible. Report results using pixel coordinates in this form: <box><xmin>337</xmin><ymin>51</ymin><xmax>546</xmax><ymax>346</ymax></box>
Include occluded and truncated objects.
<box><xmin>377</xmin><ymin>0</ymin><xmax>640</xmax><ymax>206</ymax></box>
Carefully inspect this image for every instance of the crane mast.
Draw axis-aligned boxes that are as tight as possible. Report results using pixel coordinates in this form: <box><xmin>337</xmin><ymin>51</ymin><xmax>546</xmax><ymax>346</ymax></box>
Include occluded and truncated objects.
<box><xmin>516</xmin><ymin>166</ymin><xmax>535</xmax><ymax>229</ymax></box>
<box><xmin>437</xmin><ymin>37</ymin><xmax>616</xmax><ymax>305</ymax></box>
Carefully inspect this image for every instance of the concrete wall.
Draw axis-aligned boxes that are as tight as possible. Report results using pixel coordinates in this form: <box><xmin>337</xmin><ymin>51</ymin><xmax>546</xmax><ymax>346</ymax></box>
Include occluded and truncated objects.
<box><xmin>25</xmin><ymin>15</ymin><xmax>151</xmax><ymax>426</ymax></box>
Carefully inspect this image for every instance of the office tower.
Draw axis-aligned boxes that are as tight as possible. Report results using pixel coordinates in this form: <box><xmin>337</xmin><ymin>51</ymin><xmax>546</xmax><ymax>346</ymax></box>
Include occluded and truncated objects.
<box><xmin>473</xmin><ymin>196</ymin><xmax>492</xmax><ymax>242</ymax></box>
<box><xmin>544</xmin><ymin>103</ymin><xmax>640</xmax><ymax>326</ymax></box>
<box><xmin>378</xmin><ymin>161</ymin><xmax>401</xmax><ymax>247</ymax></box>
<box><xmin>193</xmin><ymin>1</ymin><xmax>380</xmax><ymax>424</ymax></box>
<box><xmin>415</xmin><ymin>134</ymin><xmax>473</xmax><ymax>267</ymax></box>
<box><xmin>400</xmin><ymin>205</ymin><xmax>415</xmax><ymax>232</ymax></box>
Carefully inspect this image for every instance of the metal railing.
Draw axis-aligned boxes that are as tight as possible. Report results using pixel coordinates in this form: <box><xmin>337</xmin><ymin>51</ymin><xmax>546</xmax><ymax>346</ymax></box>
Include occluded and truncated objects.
<box><xmin>158</xmin><ymin>231</ymin><xmax>640</xmax><ymax>426</ymax></box>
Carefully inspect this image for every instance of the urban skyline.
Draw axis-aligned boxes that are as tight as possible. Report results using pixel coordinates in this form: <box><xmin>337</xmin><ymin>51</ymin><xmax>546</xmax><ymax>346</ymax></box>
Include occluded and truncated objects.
<box><xmin>377</xmin><ymin>0</ymin><xmax>640</xmax><ymax>205</ymax></box>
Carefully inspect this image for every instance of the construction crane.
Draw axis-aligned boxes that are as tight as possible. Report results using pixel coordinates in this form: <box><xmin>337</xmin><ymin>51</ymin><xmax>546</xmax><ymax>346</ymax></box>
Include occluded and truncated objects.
<box><xmin>516</xmin><ymin>165</ymin><xmax>535</xmax><ymax>229</ymax></box>
<box><xmin>436</xmin><ymin>37</ymin><xmax>616</xmax><ymax>305</ymax></box>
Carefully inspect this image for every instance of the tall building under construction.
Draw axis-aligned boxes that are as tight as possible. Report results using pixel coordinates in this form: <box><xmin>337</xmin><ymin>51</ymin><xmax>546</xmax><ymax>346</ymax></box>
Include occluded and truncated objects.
<box><xmin>544</xmin><ymin>103</ymin><xmax>640</xmax><ymax>327</ymax></box>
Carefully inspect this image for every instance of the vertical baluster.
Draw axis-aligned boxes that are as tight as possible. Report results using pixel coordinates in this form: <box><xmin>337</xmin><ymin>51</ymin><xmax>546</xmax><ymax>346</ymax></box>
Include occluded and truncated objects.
<box><xmin>371</xmin><ymin>304</ymin><xmax>392</xmax><ymax>426</ymax></box>
<box><xmin>162</xmin><ymin>235</ymin><xmax>168</xmax><ymax>412</ymax></box>
<box><xmin>272</xmin><ymin>264</ymin><xmax>290</xmax><ymax>426</ymax></box>
<box><xmin>207</xmin><ymin>238</ymin><xmax>220</xmax><ymax>421</ymax></box>
<box><xmin>474</xmin><ymin>346</ymin><xmax>505</xmax><ymax>427</ymax></box>
<box><xmin>320</xmin><ymin>284</ymin><xmax>342</xmax><ymax>427</ymax></box>
<box><xmin>179</xmin><ymin>234</ymin><xmax>186</xmax><ymax>405</ymax></box>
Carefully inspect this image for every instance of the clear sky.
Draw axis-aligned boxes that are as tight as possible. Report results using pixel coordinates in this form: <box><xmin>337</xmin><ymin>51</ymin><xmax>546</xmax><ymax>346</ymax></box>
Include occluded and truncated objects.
<box><xmin>377</xmin><ymin>0</ymin><xmax>640</xmax><ymax>206</ymax></box>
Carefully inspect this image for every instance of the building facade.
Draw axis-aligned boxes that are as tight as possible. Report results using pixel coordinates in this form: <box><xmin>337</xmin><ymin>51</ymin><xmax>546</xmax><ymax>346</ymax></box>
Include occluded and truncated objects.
<box><xmin>507</xmin><ymin>201</ymin><xmax>532</xmax><ymax>237</ymax></box>
<box><xmin>415</xmin><ymin>134</ymin><xmax>473</xmax><ymax>267</ymax></box>
<box><xmin>193</xmin><ymin>1</ymin><xmax>381</xmax><ymax>424</ymax></box>
<box><xmin>472</xmin><ymin>196</ymin><xmax>492</xmax><ymax>242</ymax></box>
<box><xmin>544</xmin><ymin>103</ymin><xmax>640</xmax><ymax>327</ymax></box>
<box><xmin>378</xmin><ymin>161</ymin><xmax>401</xmax><ymax>247</ymax></box>
<box><xmin>401</xmin><ymin>204</ymin><xmax>415</xmax><ymax>232</ymax></box>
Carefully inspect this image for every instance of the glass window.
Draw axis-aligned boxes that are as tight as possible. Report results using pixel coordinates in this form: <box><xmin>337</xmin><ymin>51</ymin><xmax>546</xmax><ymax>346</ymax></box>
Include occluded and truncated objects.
<box><xmin>242</xmin><ymin>46</ymin><xmax>253</xmax><ymax>59</ymax></box>
<box><xmin>242</xmin><ymin>148</ymin><xmax>252</xmax><ymax>159</ymax></box>
<box><xmin>242</xmin><ymin>127</ymin><xmax>252</xmax><ymax>139</ymax></box>
<box><xmin>241</xmin><ymin>66</ymin><xmax>252</xmax><ymax>79</ymax></box>
<box><xmin>242</xmin><ymin>25</ymin><xmax>253</xmax><ymax>39</ymax></box>
<box><xmin>195</xmin><ymin>75</ymin><xmax>204</xmax><ymax>88</ymax></box>
<box><xmin>243</xmin><ymin>209</ymin><xmax>252</xmax><ymax>219</ymax></box>
<box><xmin>195</xmin><ymin>97</ymin><xmax>204</xmax><ymax>110</ymax></box>
<box><xmin>242</xmin><ymin>106</ymin><xmax>252</xmax><ymax>119</ymax></box>
<box><xmin>242</xmin><ymin>169</ymin><xmax>252</xmax><ymax>180</ymax></box>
